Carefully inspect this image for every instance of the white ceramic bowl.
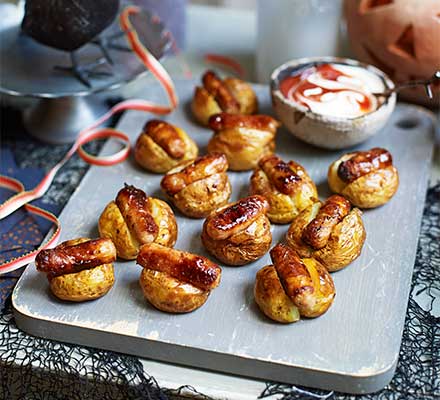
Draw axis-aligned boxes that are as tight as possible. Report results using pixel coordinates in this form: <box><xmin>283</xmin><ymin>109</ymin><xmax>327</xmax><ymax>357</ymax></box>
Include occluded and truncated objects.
<box><xmin>270</xmin><ymin>57</ymin><xmax>396</xmax><ymax>149</ymax></box>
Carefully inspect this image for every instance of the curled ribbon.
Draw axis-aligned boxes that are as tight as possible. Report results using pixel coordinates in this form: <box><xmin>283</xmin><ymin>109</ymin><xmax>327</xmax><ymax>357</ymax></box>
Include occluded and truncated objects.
<box><xmin>0</xmin><ymin>6</ymin><xmax>178</xmax><ymax>273</ymax></box>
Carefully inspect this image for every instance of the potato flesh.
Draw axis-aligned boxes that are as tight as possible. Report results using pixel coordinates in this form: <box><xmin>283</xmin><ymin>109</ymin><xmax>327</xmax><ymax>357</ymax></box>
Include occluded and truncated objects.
<box><xmin>254</xmin><ymin>265</ymin><xmax>300</xmax><ymax>323</ymax></box>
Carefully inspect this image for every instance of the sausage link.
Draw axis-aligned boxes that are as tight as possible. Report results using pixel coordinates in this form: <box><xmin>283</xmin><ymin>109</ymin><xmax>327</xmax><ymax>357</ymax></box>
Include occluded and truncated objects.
<box><xmin>259</xmin><ymin>155</ymin><xmax>302</xmax><ymax>194</ymax></box>
<box><xmin>202</xmin><ymin>70</ymin><xmax>240</xmax><ymax>113</ymax></box>
<box><xmin>36</xmin><ymin>238</ymin><xmax>116</xmax><ymax>277</ymax></box>
<box><xmin>137</xmin><ymin>243</ymin><xmax>221</xmax><ymax>291</ymax></box>
<box><xmin>143</xmin><ymin>120</ymin><xmax>185</xmax><ymax>159</ymax></box>
<box><xmin>270</xmin><ymin>243</ymin><xmax>313</xmax><ymax>300</ymax></box>
<box><xmin>161</xmin><ymin>153</ymin><xmax>228</xmax><ymax>196</ymax></box>
<box><xmin>115</xmin><ymin>185</ymin><xmax>158</xmax><ymax>244</ymax></box>
<box><xmin>337</xmin><ymin>148</ymin><xmax>393</xmax><ymax>183</ymax></box>
<box><xmin>204</xmin><ymin>195</ymin><xmax>269</xmax><ymax>240</ymax></box>
<box><xmin>302</xmin><ymin>195</ymin><xmax>351</xmax><ymax>249</ymax></box>
<box><xmin>208</xmin><ymin>112</ymin><xmax>280</xmax><ymax>132</ymax></box>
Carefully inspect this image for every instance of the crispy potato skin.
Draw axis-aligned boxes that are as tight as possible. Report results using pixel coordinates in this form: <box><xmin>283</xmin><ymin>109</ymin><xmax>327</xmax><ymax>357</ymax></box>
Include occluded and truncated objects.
<box><xmin>250</xmin><ymin>156</ymin><xmax>318</xmax><ymax>224</ymax></box>
<box><xmin>286</xmin><ymin>199</ymin><xmax>366</xmax><ymax>272</ymax></box>
<box><xmin>139</xmin><ymin>268</ymin><xmax>209</xmax><ymax>313</ymax></box>
<box><xmin>38</xmin><ymin>238</ymin><xmax>115</xmax><ymax>302</ymax></box>
<box><xmin>207</xmin><ymin>113</ymin><xmax>280</xmax><ymax>171</ymax></box>
<box><xmin>223</xmin><ymin>77</ymin><xmax>258</xmax><ymax>115</ymax></box>
<box><xmin>49</xmin><ymin>263</ymin><xmax>114</xmax><ymax>302</ymax></box>
<box><xmin>270</xmin><ymin>244</ymin><xmax>335</xmax><ymax>318</ymax></box>
<box><xmin>137</xmin><ymin>244</ymin><xmax>221</xmax><ymax>313</ymax></box>
<box><xmin>134</xmin><ymin>121</ymin><xmax>198</xmax><ymax>173</ymax></box>
<box><xmin>201</xmin><ymin>196</ymin><xmax>272</xmax><ymax>266</ymax></box>
<box><xmin>254</xmin><ymin>265</ymin><xmax>300</xmax><ymax>323</ymax></box>
<box><xmin>191</xmin><ymin>86</ymin><xmax>223</xmax><ymax>126</ymax></box>
<box><xmin>328</xmin><ymin>149</ymin><xmax>399</xmax><ymax>208</ymax></box>
<box><xmin>161</xmin><ymin>153</ymin><xmax>231</xmax><ymax>218</ymax></box>
<box><xmin>99</xmin><ymin>186</ymin><xmax>177</xmax><ymax>259</ymax></box>
<box><xmin>191</xmin><ymin>70</ymin><xmax>257</xmax><ymax>126</ymax></box>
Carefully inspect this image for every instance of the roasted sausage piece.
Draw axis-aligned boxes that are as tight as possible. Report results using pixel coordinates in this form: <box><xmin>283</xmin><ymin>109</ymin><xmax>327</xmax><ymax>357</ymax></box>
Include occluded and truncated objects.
<box><xmin>161</xmin><ymin>152</ymin><xmax>228</xmax><ymax>196</ymax></box>
<box><xmin>204</xmin><ymin>195</ymin><xmax>269</xmax><ymax>240</ymax></box>
<box><xmin>301</xmin><ymin>195</ymin><xmax>351</xmax><ymax>250</ymax></box>
<box><xmin>270</xmin><ymin>243</ymin><xmax>335</xmax><ymax>318</ymax></box>
<box><xmin>258</xmin><ymin>155</ymin><xmax>303</xmax><ymax>195</ymax></box>
<box><xmin>137</xmin><ymin>243</ymin><xmax>221</xmax><ymax>291</ymax></box>
<box><xmin>202</xmin><ymin>70</ymin><xmax>240</xmax><ymax>114</ymax></box>
<box><xmin>115</xmin><ymin>185</ymin><xmax>159</xmax><ymax>244</ymax></box>
<box><xmin>337</xmin><ymin>148</ymin><xmax>393</xmax><ymax>183</ymax></box>
<box><xmin>201</xmin><ymin>195</ymin><xmax>272</xmax><ymax>266</ymax></box>
<box><xmin>36</xmin><ymin>238</ymin><xmax>117</xmax><ymax>278</ymax></box>
<box><xmin>209</xmin><ymin>112</ymin><xmax>280</xmax><ymax>132</ymax></box>
<box><xmin>270</xmin><ymin>243</ymin><xmax>312</xmax><ymax>301</ymax></box>
<box><xmin>142</xmin><ymin>120</ymin><xmax>185</xmax><ymax>159</ymax></box>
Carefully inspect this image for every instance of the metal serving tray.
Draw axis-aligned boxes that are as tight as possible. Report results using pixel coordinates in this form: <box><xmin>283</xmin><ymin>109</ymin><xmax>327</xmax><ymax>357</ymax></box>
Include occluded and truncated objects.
<box><xmin>12</xmin><ymin>80</ymin><xmax>435</xmax><ymax>394</ymax></box>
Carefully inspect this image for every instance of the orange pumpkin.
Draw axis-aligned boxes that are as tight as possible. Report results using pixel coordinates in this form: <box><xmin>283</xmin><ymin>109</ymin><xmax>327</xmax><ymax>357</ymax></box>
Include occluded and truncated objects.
<box><xmin>344</xmin><ymin>0</ymin><xmax>440</xmax><ymax>107</ymax></box>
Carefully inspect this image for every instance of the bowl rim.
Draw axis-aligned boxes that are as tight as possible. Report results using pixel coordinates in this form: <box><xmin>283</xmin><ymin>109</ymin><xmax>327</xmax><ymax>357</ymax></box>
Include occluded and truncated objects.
<box><xmin>270</xmin><ymin>56</ymin><xmax>396</xmax><ymax>123</ymax></box>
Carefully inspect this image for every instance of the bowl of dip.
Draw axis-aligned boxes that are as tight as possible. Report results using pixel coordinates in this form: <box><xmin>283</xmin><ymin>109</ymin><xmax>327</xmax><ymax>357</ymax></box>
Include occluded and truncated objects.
<box><xmin>270</xmin><ymin>57</ymin><xmax>396</xmax><ymax>149</ymax></box>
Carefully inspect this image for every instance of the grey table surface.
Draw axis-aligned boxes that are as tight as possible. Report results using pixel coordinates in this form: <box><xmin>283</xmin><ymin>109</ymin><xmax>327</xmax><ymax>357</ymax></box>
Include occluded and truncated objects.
<box><xmin>2</xmin><ymin>3</ymin><xmax>440</xmax><ymax>400</ymax></box>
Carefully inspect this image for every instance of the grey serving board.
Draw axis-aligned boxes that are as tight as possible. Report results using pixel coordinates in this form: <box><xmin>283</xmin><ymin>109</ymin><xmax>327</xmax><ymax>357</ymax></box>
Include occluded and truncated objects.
<box><xmin>13</xmin><ymin>80</ymin><xmax>435</xmax><ymax>394</ymax></box>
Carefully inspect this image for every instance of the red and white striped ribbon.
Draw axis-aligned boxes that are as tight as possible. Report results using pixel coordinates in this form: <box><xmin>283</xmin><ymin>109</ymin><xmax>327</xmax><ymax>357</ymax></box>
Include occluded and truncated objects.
<box><xmin>0</xmin><ymin>176</ymin><xmax>61</xmax><ymax>274</ymax></box>
<box><xmin>0</xmin><ymin>6</ymin><xmax>178</xmax><ymax>274</ymax></box>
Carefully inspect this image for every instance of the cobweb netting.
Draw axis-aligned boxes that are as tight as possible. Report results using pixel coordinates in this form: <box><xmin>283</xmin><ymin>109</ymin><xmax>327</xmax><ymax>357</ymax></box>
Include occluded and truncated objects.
<box><xmin>1</xmin><ymin>183</ymin><xmax>438</xmax><ymax>400</ymax></box>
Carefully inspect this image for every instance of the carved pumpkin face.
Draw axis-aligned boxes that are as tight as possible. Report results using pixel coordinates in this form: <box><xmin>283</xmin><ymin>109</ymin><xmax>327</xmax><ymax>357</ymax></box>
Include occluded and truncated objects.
<box><xmin>344</xmin><ymin>0</ymin><xmax>440</xmax><ymax>106</ymax></box>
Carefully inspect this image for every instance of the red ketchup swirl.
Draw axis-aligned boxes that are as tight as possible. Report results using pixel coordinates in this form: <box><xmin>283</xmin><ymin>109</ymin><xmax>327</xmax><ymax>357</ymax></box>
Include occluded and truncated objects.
<box><xmin>279</xmin><ymin>64</ymin><xmax>376</xmax><ymax>117</ymax></box>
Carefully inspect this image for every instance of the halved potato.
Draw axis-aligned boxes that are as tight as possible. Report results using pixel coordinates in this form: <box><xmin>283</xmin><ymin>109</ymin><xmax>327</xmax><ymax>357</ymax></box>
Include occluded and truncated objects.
<box><xmin>139</xmin><ymin>268</ymin><xmax>210</xmax><ymax>313</ymax></box>
<box><xmin>254</xmin><ymin>265</ymin><xmax>300</xmax><ymax>323</ymax></box>
<box><xmin>49</xmin><ymin>263</ymin><xmax>114</xmax><ymax>302</ymax></box>
<box><xmin>286</xmin><ymin>204</ymin><xmax>366</xmax><ymax>272</ymax></box>
<box><xmin>99</xmin><ymin>197</ymin><xmax>177</xmax><ymax>260</ymax></box>
<box><xmin>328</xmin><ymin>155</ymin><xmax>399</xmax><ymax>208</ymax></box>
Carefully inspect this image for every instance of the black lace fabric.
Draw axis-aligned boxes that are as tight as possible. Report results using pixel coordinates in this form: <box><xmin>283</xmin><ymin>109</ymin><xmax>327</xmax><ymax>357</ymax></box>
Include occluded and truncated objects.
<box><xmin>1</xmin><ymin>183</ymin><xmax>438</xmax><ymax>400</ymax></box>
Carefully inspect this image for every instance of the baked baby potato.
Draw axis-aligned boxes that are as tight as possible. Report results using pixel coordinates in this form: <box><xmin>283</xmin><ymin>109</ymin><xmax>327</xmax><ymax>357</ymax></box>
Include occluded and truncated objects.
<box><xmin>250</xmin><ymin>154</ymin><xmax>318</xmax><ymax>224</ymax></box>
<box><xmin>160</xmin><ymin>152</ymin><xmax>231</xmax><ymax>218</ymax></box>
<box><xmin>328</xmin><ymin>147</ymin><xmax>399</xmax><ymax>208</ymax></box>
<box><xmin>134</xmin><ymin>119</ymin><xmax>198</xmax><ymax>173</ymax></box>
<box><xmin>254</xmin><ymin>243</ymin><xmax>335</xmax><ymax>323</ymax></box>
<box><xmin>286</xmin><ymin>195</ymin><xmax>366</xmax><ymax>272</ymax></box>
<box><xmin>191</xmin><ymin>70</ymin><xmax>258</xmax><ymax>125</ymax></box>
<box><xmin>207</xmin><ymin>113</ymin><xmax>280</xmax><ymax>171</ymax></box>
<box><xmin>99</xmin><ymin>184</ymin><xmax>177</xmax><ymax>260</ymax></box>
<box><xmin>201</xmin><ymin>195</ymin><xmax>272</xmax><ymax>266</ymax></box>
<box><xmin>137</xmin><ymin>243</ymin><xmax>222</xmax><ymax>313</ymax></box>
<box><xmin>35</xmin><ymin>237</ymin><xmax>116</xmax><ymax>302</ymax></box>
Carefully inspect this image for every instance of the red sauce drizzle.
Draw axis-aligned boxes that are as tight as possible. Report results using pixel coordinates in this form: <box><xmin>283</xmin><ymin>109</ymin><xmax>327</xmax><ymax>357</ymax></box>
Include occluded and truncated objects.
<box><xmin>279</xmin><ymin>64</ymin><xmax>372</xmax><ymax>113</ymax></box>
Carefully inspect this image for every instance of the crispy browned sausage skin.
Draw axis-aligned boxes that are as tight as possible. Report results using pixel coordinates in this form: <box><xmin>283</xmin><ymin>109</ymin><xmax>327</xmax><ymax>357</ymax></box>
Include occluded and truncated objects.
<box><xmin>142</xmin><ymin>120</ymin><xmax>185</xmax><ymax>159</ymax></box>
<box><xmin>338</xmin><ymin>148</ymin><xmax>393</xmax><ymax>183</ymax></box>
<box><xmin>270</xmin><ymin>244</ymin><xmax>313</xmax><ymax>300</ymax></box>
<box><xmin>115</xmin><ymin>185</ymin><xmax>158</xmax><ymax>244</ymax></box>
<box><xmin>137</xmin><ymin>243</ymin><xmax>221</xmax><ymax>291</ymax></box>
<box><xmin>205</xmin><ymin>195</ymin><xmax>269</xmax><ymax>240</ymax></box>
<box><xmin>36</xmin><ymin>238</ymin><xmax>116</xmax><ymax>278</ymax></box>
<box><xmin>301</xmin><ymin>195</ymin><xmax>351</xmax><ymax>249</ymax></box>
<box><xmin>258</xmin><ymin>155</ymin><xmax>304</xmax><ymax>195</ymax></box>
<box><xmin>202</xmin><ymin>70</ymin><xmax>240</xmax><ymax>113</ymax></box>
<box><xmin>208</xmin><ymin>112</ymin><xmax>280</xmax><ymax>132</ymax></box>
<box><xmin>161</xmin><ymin>152</ymin><xmax>228</xmax><ymax>196</ymax></box>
